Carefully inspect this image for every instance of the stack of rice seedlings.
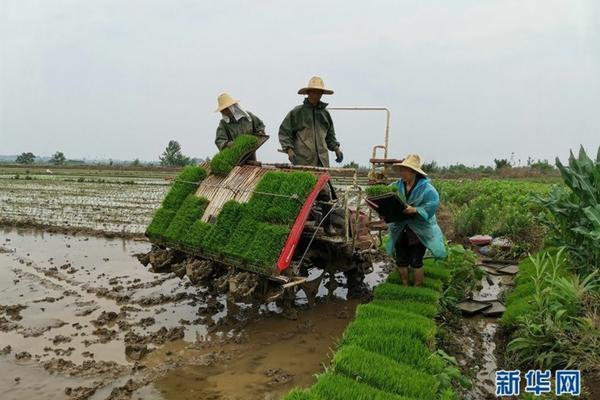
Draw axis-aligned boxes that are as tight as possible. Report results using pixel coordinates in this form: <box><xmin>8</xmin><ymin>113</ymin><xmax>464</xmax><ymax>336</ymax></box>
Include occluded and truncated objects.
<box><xmin>386</xmin><ymin>271</ymin><xmax>444</xmax><ymax>292</ymax></box>
<box><xmin>262</xmin><ymin>172</ymin><xmax>317</xmax><ymax>224</ymax></box>
<box><xmin>369</xmin><ymin>299</ymin><xmax>439</xmax><ymax>319</ymax></box>
<box><xmin>223</xmin><ymin>216</ymin><xmax>259</xmax><ymax>259</ymax></box>
<box><xmin>209</xmin><ymin>134</ymin><xmax>259</xmax><ymax>175</ymax></box>
<box><xmin>284</xmin><ymin>255</ymin><xmax>467</xmax><ymax>400</ymax></box>
<box><xmin>201</xmin><ymin>200</ymin><xmax>246</xmax><ymax>253</ymax></box>
<box><xmin>312</xmin><ymin>372</ymin><xmax>411</xmax><ymax>400</ymax></box>
<box><xmin>423</xmin><ymin>264</ymin><xmax>452</xmax><ymax>283</ymax></box>
<box><xmin>244</xmin><ymin>222</ymin><xmax>289</xmax><ymax>267</ymax></box>
<box><xmin>373</xmin><ymin>283</ymin><xmax>441</xmax><ymax>304</ymax></box>
<box><xmin>146</xmin><ymin>165</ymin><xmax>207</xmax><ymax>239</ymax></box>
<box><xmin>182</xmin><ymin>220</ymin><xmax>213</xmax><ymax>248</ymax></box>
<box><xmin>333</xmin><ymin>345</ymin><xmax>440</xmax><ymax>399</ymax></box>
<box><xmin>246</xmin><ymin>171</ymin><xmax>285</xmax><ymax>215</ymax></box>
<box><xmin>342</xmin><ymin>314</ymin><xmax>436</xmax><ymax>346</ymax></box>
<box><xmin>161</xmin><ymin>166</ymin><xmax>207</xmax><ymax>210</ymax></box>
<box><xmin>146</xmin><ymin>208</ymin><xmax>177</xmax><ymax>239</ymax></box>
<box><xmin>365</xmin><ymin>184</ymin><xmax>399</xmax><ymax>198</ymax></box>
<box><xmin>164</xmin><ymin>195</ymin><xmax>209</xmax><ymax>241</ymax></box>
<box><xmin>340</xmin><ymin>325</ymin><xmax>444</xmax><ymax>373</ymax></box>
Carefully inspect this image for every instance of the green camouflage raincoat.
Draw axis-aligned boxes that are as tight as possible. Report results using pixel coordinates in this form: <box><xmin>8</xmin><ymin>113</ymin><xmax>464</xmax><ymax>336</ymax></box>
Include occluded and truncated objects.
<box><xmin>215</xmin><ymin>112</ymin><xmax>265</xmax><ymax>150</ymax></box>
<box><xmin>278</xmin><ymin>99</ymin><xmax>340</xmax><ymax>167</ymax></box>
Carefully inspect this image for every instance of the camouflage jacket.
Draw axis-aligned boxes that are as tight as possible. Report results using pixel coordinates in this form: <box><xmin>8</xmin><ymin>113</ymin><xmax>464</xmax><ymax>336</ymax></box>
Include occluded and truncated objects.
<box><xmin>215</xmin><ymin>111</ymin><xmax>265</xmax><ymax>150</ymax></box>
<box><xmin>278</xmin><ymin>99</ymin><xmax>340</xmax><ymax>167</ymax></box>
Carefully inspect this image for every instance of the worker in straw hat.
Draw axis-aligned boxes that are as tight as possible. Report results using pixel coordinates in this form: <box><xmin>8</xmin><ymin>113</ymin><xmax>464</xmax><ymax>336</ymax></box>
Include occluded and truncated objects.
<box><xmin>384</xmin><ymin>154</ymin><xmax>447</xmax><ymax>287</ymax></box>
<box><xmin>278</xmin><ymin>76</ymin><xmax>343</xmax><ymax>167</ymax></box>
<box><xmin>214</xmin><ymin>93</ymin><xmax>266</xmax><ymax>152</ymax></box>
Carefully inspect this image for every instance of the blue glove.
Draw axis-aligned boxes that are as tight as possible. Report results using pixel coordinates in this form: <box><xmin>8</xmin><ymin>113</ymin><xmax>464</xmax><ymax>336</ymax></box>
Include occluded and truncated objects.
<box><xmin>335</xmin><ymin>148</ymin><xmax>344</xmax><ymax>163</ymax></box>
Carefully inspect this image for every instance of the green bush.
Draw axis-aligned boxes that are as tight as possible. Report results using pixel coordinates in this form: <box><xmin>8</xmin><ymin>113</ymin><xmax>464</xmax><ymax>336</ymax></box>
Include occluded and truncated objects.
<box><xmin>503</xmin><ymin>249</ymin><xmax>600</xmax><ymax>371</ymax></box>
<box><xmin>333</xmin><ymin>345</ymin><xmax>439</xmax><ymax>399</ymax></box>
<box><xmin>210</xmin><ymin>134</ymin><xmax>259</xmax><ymax>175</ymax></box>
<box><xmin>161</xmin><ymin>165</ymin><xmax>207</xmax><ymax>210</ymax></box>
<box><xmin>146</xmin><ymin>207</ymin><xmax>176</xmax><ymax>239</ymax></box>
<box><xmin>365</xmin><ymin>184</ymin><xmax>398</xmax><ymax>198</ymax></box>
<box><xmin>537</xmin><ymin>146</ymin><xmax>600</xmax><ymax>275</ymax></box>
<box><xmin>164</xmin><ymin>195</ymin><xmax>209</xmax><ymax>242</ymax></box>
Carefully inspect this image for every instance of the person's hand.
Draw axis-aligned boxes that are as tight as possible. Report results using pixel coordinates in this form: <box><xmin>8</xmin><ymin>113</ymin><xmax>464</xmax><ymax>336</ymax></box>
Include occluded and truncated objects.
<box><xmin>403</xmin><ymin>205</ymin><xmax>417</xmax><ymax>214</ymax></box>
<box><xmin>334</xmin><ymin>146</ymin><xmax>344</xmax><ymax>163</ymax></box>
<box><xmin>287</xmin><ymin>149</ymin><xmax>297</xmax><ymax>164</ymax></box>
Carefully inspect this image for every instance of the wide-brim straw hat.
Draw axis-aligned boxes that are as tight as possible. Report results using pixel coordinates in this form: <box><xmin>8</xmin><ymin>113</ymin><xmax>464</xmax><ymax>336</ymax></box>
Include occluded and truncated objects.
<box><xmin>298</xmin><ymin>76</ymin><xmax>334</xmax><ymax>95</ymax></box>
<box><xmin>215</xmin><ymin>92</ymin><xmax>239</xmax><ymax>112</ymax></box>
<box><xmin>395</xmin><ymin>154</ymin><xmax>428</xmax><ymax>176</ymax></box>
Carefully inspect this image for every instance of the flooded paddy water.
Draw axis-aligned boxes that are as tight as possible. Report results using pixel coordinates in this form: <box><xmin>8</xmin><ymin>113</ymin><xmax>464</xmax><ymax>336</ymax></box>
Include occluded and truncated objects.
<box><xmin>0</xmin><ymin>227</ymin><xmax>382</xmax><ymax>400</ymax></box>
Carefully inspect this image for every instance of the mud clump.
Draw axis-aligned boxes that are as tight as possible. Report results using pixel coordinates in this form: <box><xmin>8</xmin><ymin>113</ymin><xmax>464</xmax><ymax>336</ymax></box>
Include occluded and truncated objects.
<box><xmin>185</xmin><ymin>259</ymin><xmax>215</xmax><ymax>284</ymax></box>
<box><xmin>135</xmin><ymin>252</ymin><xmax>151</xmax><ymax>266</ymax></box>
<box><xmin>265</xmin><ymin>368</ymin><xmax>295</xmax><ymax>386</ymax></box>
<box><xmin>90</xmin><ymin>327</ymin><xmax>118</xmax><ymax>343</ymax></box>
<box><xmin>15</xmin><ymin>351</ymin><xmax>32</xmax><ymax>360</ymax></box>
<box><xmin>107</xmin><ymin>378</ymin><xmax>141</xmax><ymax>400</ymax></box>
<box><xmin>43</xmin><ymin>358</ymin><xmax>126</xmax><ymax>379</ymax></box>
<box><xmin>125</xmin><ymin>326</ymin><xmax>184</xmax><ymax>346</ymax></box>
<box><xmin>1</xmin><ymin>345</ymin><xmax>12</xmax><ymax>355</ymax></box>
<box><xmin>65</xmin><ymin>386</ymin><xmax>97</xmax><ymax>400</ymax></box>
<box><xmin>228</xmin><ymin>272</ymin><xmax>259</xmax><ymax>303</ymax></box>
<box><xmin>92</xmin><ymin>310</ymin><xmax>119</xmax><ymax>326</ymax></box>
<box><xmin>0</xmin><ymin>316</ymin><xmax>19</xmax><ymax>332</ymax></box>
<box><xmin>125</xmin><ymin>343</ymin><xmax>149</xmax><ymax>361</ymax></box>
<box><xmin>147</xmin><ymin>247</ymin><xmax>185</xmax><ymax>273</ymax></box>
<box><xmin>52</xmin><ymin>335</ymin><xmax>72</xmax><ymax>345</ymax></box>
<box><xmin>0</xmin><ymin>304</ymin><xmax>27</xmax><ymax>320</ymax></box>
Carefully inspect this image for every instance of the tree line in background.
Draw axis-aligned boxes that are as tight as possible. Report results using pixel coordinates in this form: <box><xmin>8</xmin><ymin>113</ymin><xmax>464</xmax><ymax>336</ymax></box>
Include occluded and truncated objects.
<box><xmin>7</xmin><ymin>140</ymin><xmax>558</xmax><ymax>173</ymax></box>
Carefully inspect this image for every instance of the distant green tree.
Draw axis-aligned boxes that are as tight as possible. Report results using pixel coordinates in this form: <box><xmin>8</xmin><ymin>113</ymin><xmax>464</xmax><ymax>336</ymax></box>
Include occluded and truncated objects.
<box><xmin>15</xmin><ymin>152</ymin><xmax>36</xmax><ymax>164</ymax></box>
<box><xmin>159</xmin><ymin>140</ymin><xmax>191</xmax><ymax>166</ymax></box>
<box><xmin>131</xmin><ymin>158</ymin><xmax>141</xmax><ymax>167</ymax></box>
<box><xmin>343</xmin><ymin>161</ymin><xmax>359</xmax><ymax>169</ymax></box>
<box><xmin>50</xmin><ymin>151</ymin><xmax>66</xmax><ymax>165</ymax></box>
<box><xmin>421</xmin><ymin>160</ymin><xmax>439</xmax><ymax>174</ymax></box>
<box><xmin>530</xmin><ymin>159</ymin><xmax>554</xmax><ymax>173</ymax></box>
<box><xmin>494</xmin><ymin>158</ymin><xmax>511</xmax><ymax>169</ymax></box>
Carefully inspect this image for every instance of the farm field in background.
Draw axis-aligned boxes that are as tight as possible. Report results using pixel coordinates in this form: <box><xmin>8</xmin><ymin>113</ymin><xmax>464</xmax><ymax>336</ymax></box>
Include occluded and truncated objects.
<box><xmin>2</xmin><ymin>161</ymin><xmax>597</xmax><ymax>400</ymax></box>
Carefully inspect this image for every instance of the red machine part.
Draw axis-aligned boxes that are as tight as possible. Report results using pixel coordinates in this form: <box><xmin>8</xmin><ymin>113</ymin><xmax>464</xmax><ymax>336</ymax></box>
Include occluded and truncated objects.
<box><xmin>276</xmin><ymin>173</ymin><xmax>331</xmax><ymax>272</ymax></box>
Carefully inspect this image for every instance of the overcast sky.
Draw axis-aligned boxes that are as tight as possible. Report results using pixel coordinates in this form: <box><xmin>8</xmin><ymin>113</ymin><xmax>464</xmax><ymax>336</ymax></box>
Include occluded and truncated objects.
<box><xmin>1</xmin><ymin>0</ymin><xmax>599</xmax><ymax>166</ymax></box>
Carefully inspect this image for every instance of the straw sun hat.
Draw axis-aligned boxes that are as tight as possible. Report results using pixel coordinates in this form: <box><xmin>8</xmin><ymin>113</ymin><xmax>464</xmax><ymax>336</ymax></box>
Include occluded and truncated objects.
<box><xmin>297</xmin><ymin>76</ymin><xmax>334</xmax><ymax>95</ymax></box>
<box><xmin>395</xmin><ymin>154</ymin><xmax>428</xmax><ymax>176</ymax></box>
<box><xmin>215</xmin><ymin>92</ymin><xmax>239</xmax><ymax>112</ymax></box>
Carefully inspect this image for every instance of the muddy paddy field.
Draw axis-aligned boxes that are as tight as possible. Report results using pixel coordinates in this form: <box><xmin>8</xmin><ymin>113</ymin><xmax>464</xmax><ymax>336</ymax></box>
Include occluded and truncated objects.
<box><xmin>0</xmin><ymin>227</ymin><xmax>379</xmax><ymax>400</ymax></box>
<box><xmin>0</xmin><ymin>168</ymin><xmax>518</xmax><ymax>400</ymax></box>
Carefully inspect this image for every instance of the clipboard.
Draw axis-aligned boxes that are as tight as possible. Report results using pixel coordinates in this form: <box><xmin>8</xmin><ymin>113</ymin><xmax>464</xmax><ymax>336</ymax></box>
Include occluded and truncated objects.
<box><xmin>365</xmin><ymin>193</ymin><xmax>408</xmax><ymax>223</ymax></box>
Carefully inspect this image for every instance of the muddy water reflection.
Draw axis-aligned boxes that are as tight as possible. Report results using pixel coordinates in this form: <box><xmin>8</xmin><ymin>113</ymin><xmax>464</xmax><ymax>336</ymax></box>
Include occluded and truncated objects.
<box><xmin>0</xmin><ymin>227</ymin><xmax>377</xmax><ymax>399</ymax></box>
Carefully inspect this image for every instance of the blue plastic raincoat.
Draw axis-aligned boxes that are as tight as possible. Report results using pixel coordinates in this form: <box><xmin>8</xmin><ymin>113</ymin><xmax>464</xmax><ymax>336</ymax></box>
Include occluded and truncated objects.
<box><xmin>384</xmin><ymin>177</ymin><xmax>447</xmax><ymax>259</ymax></box>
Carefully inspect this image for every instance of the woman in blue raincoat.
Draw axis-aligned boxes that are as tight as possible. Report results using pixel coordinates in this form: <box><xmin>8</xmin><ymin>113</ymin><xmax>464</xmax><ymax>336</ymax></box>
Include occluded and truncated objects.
<box><xmin>384</xmin><ymin>154</ymin><xmax>447</xmax><ymax>287</ymax></box>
